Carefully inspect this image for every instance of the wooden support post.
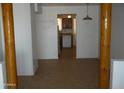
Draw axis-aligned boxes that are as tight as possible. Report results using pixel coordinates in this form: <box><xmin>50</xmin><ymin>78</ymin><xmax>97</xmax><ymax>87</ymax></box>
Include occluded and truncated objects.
<box><xmin>2</xmin><ymin>3</ymin><xmax>17</xmax><ymax>89</ymax></box>
<box><xmin>100</xmin><ymin>3</ymin><xmax>112</xmax><ymax>89</ymax></box>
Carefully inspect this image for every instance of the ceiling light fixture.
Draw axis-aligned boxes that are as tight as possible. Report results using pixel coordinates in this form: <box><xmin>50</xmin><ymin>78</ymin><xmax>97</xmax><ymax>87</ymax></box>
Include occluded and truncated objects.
<box><xmin>67</xmin><ymin>15</ymin><xmax>71</xmax><ymax>18</ymax></box>
<box><xmin>83</xmin><ymin>3</ymin><xmax>93</xmax><ymax>20</ymax></box>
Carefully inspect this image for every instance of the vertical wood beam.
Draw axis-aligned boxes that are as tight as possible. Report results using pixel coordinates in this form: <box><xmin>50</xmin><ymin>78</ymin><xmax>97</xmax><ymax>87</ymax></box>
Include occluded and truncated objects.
<box><xmin>100</xmin><ymin>3</ymin><xmax>112</xmax><ymax>89</ymax></box>
<box><xmin>2</xmin><ymin>3</ymin><xmax>17</xmax><ymax>89</ymax></box>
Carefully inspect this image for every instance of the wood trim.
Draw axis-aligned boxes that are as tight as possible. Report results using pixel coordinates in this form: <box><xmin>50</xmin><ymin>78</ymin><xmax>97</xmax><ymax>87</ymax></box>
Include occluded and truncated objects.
<box><xmin>58</xmin><ymin>14</ymin><xmax>76</xmax><ymax>18</ymax></box>
<box><xmin>2</xmin><ymin>3</ymin><xmax>17</xmax><ymax>89</ymax></box>
<box><xmin>100</xmin><ymin>3</ymin><xmax>112</xmax><ymax>89</ymax></box>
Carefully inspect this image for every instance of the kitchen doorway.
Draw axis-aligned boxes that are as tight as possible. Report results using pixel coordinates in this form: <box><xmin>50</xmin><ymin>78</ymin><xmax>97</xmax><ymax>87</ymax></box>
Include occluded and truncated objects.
<box><xmin>57</xmin><ymin>14</ymin><xmax>77</xmax><ymax>59</ymax></box>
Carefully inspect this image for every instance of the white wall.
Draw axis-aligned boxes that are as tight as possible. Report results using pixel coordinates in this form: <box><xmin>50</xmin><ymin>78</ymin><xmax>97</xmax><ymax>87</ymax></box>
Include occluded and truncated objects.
<box><xmin>35</xmin><ymin>4</ymin><xmax>100</xmax><ymax>59</ymax></box>
<box><xmin>111</xmin><ymin>4</ymin><xmax>124</xmax><ymax>59</ymax></box>
<box><xmin>0</xmin><ymin>5</ymin><xmax>3</xmax><ymax>61</ymax></box>
<box><xmin>13</xmin><ymin>4</ymin><xmax>35</xmax><ymax>75</ymax></box>
<box><xmin>0</xmin><ymin>4</ymin><xmax>6</xmax><ymax>89</ymax></box>
<box><xmin>110</xmin><ymin>4</ymin><xmax>124</xmax><ymax>88</ymax></box>
<box><xmin>76</xmin><ymin>5</ymin><xmax>100</xmax><ymax>58</ymax></box>
<box><xmin>0</xmin><ymin>21</ymin><xmax>2</xmax><ymax>61</ymax></box>
<box><xmin>30</xmin><ymin>4</ymin><xmax>38</xmax><ymax>73</ymax></box>
<box><xmin>109</xmin><ymin>3</ymin><xmax>124</xmax><ymax>88</ymax></box>
<box><xmin>35</xmin><ymin>6</ymin><xmax>58</xmax><ymax>59</ymax></box>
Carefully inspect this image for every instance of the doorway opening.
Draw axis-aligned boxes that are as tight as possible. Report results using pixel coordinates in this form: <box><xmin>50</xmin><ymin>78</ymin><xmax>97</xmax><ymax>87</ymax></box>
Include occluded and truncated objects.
<box><xmin>57</xmin><ymin>14</ymin><xmax>77</xmax><ymax>59</ymax></box>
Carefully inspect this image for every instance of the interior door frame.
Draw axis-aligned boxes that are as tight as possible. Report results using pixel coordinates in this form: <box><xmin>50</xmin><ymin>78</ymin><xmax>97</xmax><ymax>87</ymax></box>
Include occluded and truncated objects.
<box><xmin>57</xmin><ymin>14</ymin><xmax>77</xmax><ymax>58</ymax></box>
<box><xmin>1</xmin><ymin>3</ymin><xmax>112</xmax><ymax>89</ymax></box>
<box><xmin>1</xmin><ymin>3</ymin><xmax>17</xmax><ymax>89</ymax></box>
<box><xmin>99</xmin><ymin>3</ymin><xmax>112</xmax><ymax>89</ymax></box>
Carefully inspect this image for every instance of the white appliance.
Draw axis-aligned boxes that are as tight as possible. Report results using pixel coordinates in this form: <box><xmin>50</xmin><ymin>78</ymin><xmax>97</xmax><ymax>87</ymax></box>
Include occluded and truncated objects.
<box><xmin>62</xmin><ymin>35</ymin><xmax>72</xmax><ymax>48</ymax></box>
<box><xmin>110</xmin><ymin>59</ymin><xmax>124</xmax><ymax>89</ymax></box>
<box><xmin>0</xmin><ymin>61</ymin><xmax>6</xmax><ymax>89</ymax></box>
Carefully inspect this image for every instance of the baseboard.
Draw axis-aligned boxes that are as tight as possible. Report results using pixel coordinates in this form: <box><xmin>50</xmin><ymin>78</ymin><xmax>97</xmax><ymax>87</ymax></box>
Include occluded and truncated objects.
<box><xmin>76</xmin><ymin>58</ymin><xmax>99</xmax><ymax>60</ymax></box>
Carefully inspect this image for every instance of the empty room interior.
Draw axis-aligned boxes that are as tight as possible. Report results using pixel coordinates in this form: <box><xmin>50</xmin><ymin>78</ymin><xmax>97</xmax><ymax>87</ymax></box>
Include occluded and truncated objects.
<box><xmin>0</xmin><ymin>3</ymin><xmax>124</xmax><ymax>89</ymax></box>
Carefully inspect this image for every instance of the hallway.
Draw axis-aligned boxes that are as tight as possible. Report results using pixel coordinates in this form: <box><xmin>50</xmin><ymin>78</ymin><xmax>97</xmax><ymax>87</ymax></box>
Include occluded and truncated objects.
<box><xmin>59</xmin><ymin>47</ymin><xmax>76</xmax><ymax>59</ymax></box>
<box><xmin>18</xmin><ymin>48</ymin><xmax>99</xmax><ymax>89</ymax></box>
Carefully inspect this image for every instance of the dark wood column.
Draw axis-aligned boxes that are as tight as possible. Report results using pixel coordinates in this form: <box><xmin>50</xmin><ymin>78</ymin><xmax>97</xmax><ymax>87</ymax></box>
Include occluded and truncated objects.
<box><xmin>2</xmin><ymin>3</ymin><xmax>17</xmax><ymax>89</ymax></box>
<box><xmin>100</xmin><ymin>3</ymin><xmax>112</xmax><ymax>89</ymax></box>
